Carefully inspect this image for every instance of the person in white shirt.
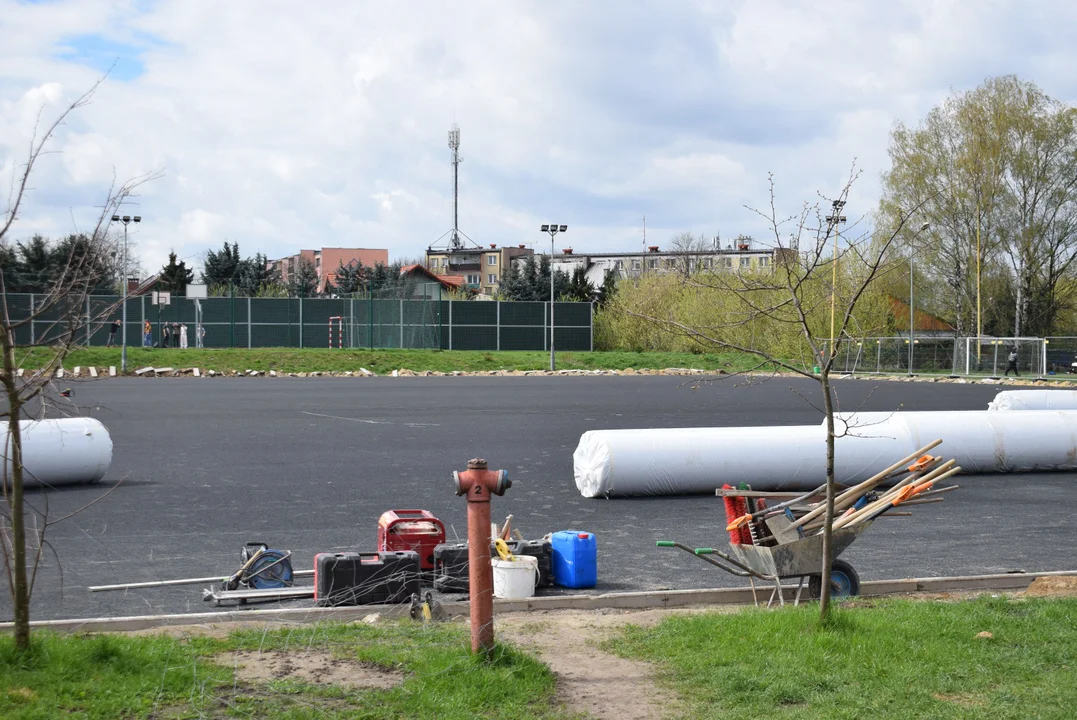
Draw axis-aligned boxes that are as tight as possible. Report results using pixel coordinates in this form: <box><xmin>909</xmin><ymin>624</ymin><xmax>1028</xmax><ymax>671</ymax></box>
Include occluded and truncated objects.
<box><xmin>179</xmin><ymin>323</ymin><xmax>188</xmax><ymax>349</ymax></box>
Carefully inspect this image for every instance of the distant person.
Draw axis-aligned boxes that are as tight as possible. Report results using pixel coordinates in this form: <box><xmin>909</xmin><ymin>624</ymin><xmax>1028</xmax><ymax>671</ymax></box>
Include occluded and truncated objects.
<box><xmin>196</xmin><ymin>323</ymin><xmax>206</xmax><ymax>349</ymax></box>
<box><xmin>161</xmin><ymin>323</ymin><xmax>171</xmax><ymax>349</ymax></box>
<box><xmin>143</xmin><ymin>320</ymin><xmax>152</xmax><ymax>347</ymax></box>
<box><xmin>1005</xmin><ymin>347</ymin><xmax>1019</xmax><ymax>376</ymax></box>
<box><xmin>179</xmin><ymin>323</ymin><xmax>188</xmax><ymax>349</ymax></box>
<box><xmin>172</xmin><ymin>323</ymin><xmax>180</xmax><ymax>348</ymax></box>
<box><xmin>106</xmin><ymin>319</ymin><xmax>120</xmax><ymax>347</ymax></box>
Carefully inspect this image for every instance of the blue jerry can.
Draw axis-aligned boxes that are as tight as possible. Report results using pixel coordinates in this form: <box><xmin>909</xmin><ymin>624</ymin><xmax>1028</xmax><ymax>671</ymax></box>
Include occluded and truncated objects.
<box><xmin>551</xmin><ymin>530</ymin><xmax>597</xmax><ymax>588</ymax></box>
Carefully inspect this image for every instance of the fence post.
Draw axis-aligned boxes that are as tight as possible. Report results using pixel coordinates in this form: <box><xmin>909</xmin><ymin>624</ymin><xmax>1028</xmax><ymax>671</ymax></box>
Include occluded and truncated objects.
<box><xmin>368</xmin><ymin>293</ymin><xmax>373</xmax><ymax>349</ymax></box>
<box><xmin>247</xmin><ymin>297</ymin><xmax>252</xmax><ymax>349</ymax></box>
<box><xmin>1042</xmin><ymin>339</ymin><xmax>1048</xmax><ymax>378</ymax></box>
<box><xmin>29</xmin><ymin>293</ymin><xmax>34</xmax><ymax>345</ymax></box>
<box><xmin>590</xmin><ymin>301</ymin><xmax>594</xmax><ymax>351</ymax></box>
<box><xmin>141</xmin><ymin>295</ymin><xmax>146</xmax><ymax>348</ymax></box>
<box><xmin>299</xmin><ymin>297</ymin><xmax>304</xmax><ymax>349</ymax></box>
<box><xmin>399</xmin><ymin>298</ymin><xmax>404</xmax><ymax>349</ymax></box>
<box><xmin>496</xmin><ymin>301</ymin><xmax>501</xmax><ymax>351</ymax></box>
<box><xmin>876</xmin><ymin>340</ymin><xmax>881</xmax><ymax>373</ymax></box>
<box><xmin>544</xmin><ymin>302</ymin><xmax>548</xmax><ymax>352</ymax></box>
<box><xmin>85</xmin><ymin>295</ymin><xmax>91</xmax><ymax>346</ymax></box>
<box><xmin>448</xmin><ymin>299</ymin><xmax>453</xmax><ymax>351</ymax></box>
<box><xmin>965</xmin><ymin>337</ymin><xmax>970</xmax><ymax>375</ymax></box>
<box><xmin>230</xmin><ymin>283</ymin><xmax>236</xmax><ymax>348</ymax></box>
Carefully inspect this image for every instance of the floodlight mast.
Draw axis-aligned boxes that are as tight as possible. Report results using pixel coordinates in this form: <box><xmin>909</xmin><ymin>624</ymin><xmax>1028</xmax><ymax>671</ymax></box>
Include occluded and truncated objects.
<box><xmin>449</xmin><ymin>124</ymin><xmax>462</xmax><ymax>249</ymax></box>
<box><xmin>110</xmin><ymin>213</ymin><xmax>142</xmax><ymax>373</ymax></box>
<box><xmin>540</xmin><ymin>223</ymin><xmax>567</xmax><ymax>371</ymax></box>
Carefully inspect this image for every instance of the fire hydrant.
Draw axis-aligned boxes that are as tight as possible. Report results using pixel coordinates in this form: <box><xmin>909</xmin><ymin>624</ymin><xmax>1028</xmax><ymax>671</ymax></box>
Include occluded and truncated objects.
<box><xmin>454</xmin><ymin>458</ymin><xmax>511</xmax><ymax>655</ymax></box>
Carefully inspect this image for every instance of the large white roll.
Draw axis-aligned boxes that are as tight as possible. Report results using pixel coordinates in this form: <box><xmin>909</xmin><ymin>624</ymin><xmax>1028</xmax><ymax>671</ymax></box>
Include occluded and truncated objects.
<box><xmin>574</xmin><ymin>410</ymin><xmax>1077</xmax><ymax>497</ymax></box>
<box><xmin>3</xmin><ymin>418</ymin><xmax>113</xmax><ymax>487</ymax></box>
<box><xmin>988</xmin><ymin>390</ymin><xmax>1077</xmax><ymax>412</ymax></box>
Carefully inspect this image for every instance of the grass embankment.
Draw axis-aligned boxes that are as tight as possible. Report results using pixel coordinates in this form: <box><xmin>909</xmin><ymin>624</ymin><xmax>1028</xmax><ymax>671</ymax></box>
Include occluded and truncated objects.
<box><xmin>0</xmin><ymin>622</ymin><xmax>557</xmax><ymax>719</ymax></box>
<box><xmin>19</xmin><ymin>346</ymin><xmax>771</xmax><ymax>375</ymax></box>
<box><xmin>614</xmin><ymin>596</ymin><xmax>1077</xmax><ymax>719</ymax></box>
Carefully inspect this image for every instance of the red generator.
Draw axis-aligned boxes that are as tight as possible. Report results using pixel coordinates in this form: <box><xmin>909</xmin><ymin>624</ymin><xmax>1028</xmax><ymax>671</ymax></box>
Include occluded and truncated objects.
<box><xmin>377</xmin><ymin>510</ymin><xmax>446</xmax><ymax>571</ymax></box>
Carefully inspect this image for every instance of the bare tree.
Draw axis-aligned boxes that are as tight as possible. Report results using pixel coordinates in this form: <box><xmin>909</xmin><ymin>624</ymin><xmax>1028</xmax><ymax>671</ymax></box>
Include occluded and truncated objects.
<box><xmin>668</xmin><ymin>231</ymin><xmax>711</xmax><ymax>278</ymax></box>
<box><xmin>0</xmin><ymin>78</ymin><xmax>159</xmax><ymax>650</ymax></box>
<box><xmin>614</xmin><ymin>169</ymin><xmax>931</xmax><ymax>619</ymax></box>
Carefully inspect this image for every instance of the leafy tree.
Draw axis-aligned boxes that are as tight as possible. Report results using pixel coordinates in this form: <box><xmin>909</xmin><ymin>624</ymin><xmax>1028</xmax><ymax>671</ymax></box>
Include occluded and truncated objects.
<box><xmin>158</xmin><ymin>251</ymin><xmax>194</xmax><ymax>296</ymax></box>
<box><xmin>498</xmin><ymin>260</ymin><xmax>525</xmax><ymax>300</ymax></box>
<box><xmin>13</xmin><ymin>235</ymin><xmax>56</xmax><ymax>293</ymax></box>
<box><xmin>565</xmin><ymin>266</ymin><xmax>596</xmax><ymax>302</ymax></box>
<box><xmin>201</xmin><ymin>241</ymin><xmax>240</xmax><ymax>286</ymax></box>
<box><xmin>234</xmin><ymin>253</ymin><xmax>277</xmax><ymax>296</ymax></box>
<box><xmin>367</xmin><ymin>262</ymin><xmax>392</xmax><ymax>295</ymax></box>
<box><xmin>880</xmin><ymin>74</ymin><xmax>1077</xmax><ymax>336</ymax></box>
<box><xmin>333</xmin><ymin>259</ymin><xmax>367</xmax><ymax>295</ymax></box>
<box><xmin>598</xmin><ymin>269</ymin><xmax>618</xmax><ymax>307</ymax></box>
<box><xmin>521</xmin><ymin>254</ymin><xmax>541</xmax><ymax>301</ymax></box>
<box><xmin>289</xmin><ymin>256</ymin><xmax>319</xmax><ymax>298</ymax></box>
<box><xmin>53</xmin><ymin>233</ymin><xmax>117</xmax><ymax>294</ymax></box>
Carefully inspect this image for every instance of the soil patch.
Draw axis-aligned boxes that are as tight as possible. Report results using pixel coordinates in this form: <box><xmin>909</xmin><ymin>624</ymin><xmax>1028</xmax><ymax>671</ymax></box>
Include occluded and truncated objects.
<box><xmin>218</xmin><ymin>649</ymin><xmax>403</xmax><ymax>690</ymax></box>
<box><xmin>499</xmin><ymin>607</ymin><xmax>726</xmax><ymax>720</ymax></box>
<box><xmin>1024</xmin><ymin>575</ymin><xmax>1077</xmax><ymax>598</ymax></box>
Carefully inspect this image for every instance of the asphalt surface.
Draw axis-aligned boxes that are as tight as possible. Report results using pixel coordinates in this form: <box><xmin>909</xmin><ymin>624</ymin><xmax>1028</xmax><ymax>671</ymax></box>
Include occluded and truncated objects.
<box><xmin>5</xmin><ymin>375</ymin><xmax>1075</xmax><ymax>622</ymax></box>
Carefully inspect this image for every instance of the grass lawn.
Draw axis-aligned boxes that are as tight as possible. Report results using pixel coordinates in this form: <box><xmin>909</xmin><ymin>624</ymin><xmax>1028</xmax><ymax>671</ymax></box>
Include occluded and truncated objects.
<box><xmin>18</xmin><ymin>346</ymin><xmax>771</xmax><ymax>375</ymax></box>
<box><xmin>0</xmin><ymin>621</ymin><xmax>559</xmax><ymax>720</ymax></box>
<box><xmin>612</xmin><ymin>596</ymin><xmax>1077</xmax><ymax>719</ymax></box>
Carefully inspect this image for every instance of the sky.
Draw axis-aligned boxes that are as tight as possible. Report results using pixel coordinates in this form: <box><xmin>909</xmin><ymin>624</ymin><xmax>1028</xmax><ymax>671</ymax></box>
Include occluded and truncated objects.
<box><xmin>3</xmin><ymin>0</ymin><xmax>1077</xmax><ymax>277</ymax></box>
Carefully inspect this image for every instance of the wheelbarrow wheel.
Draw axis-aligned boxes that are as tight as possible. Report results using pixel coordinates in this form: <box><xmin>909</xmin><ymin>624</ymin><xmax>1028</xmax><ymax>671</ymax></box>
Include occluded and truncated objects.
<box><xmin>808</xmin><ymin>559</ymin><xmax>861</xmax><ymax>599</ymax></box>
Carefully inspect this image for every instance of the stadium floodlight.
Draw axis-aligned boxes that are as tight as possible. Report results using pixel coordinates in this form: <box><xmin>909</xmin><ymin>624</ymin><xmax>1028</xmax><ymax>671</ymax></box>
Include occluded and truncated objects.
<box><xmin>540</xmin><ymin>223</ymin><xmax>568</xmax><ymax>371</ymax></box>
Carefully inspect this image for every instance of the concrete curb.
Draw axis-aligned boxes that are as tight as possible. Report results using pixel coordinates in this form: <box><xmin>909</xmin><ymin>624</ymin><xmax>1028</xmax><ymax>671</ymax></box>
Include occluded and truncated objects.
<box><xmin>3</xmin><ymin>570</ymin><xmax>1074</xmax><ymax>634</ymax></box>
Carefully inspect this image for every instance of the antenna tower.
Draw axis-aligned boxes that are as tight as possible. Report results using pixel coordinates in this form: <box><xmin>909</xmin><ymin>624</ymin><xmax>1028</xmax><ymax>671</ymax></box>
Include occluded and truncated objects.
<box><xmin>448</xmin><ymin>123</ymin><xmax>462</xmax><ymax>249</ymax></box>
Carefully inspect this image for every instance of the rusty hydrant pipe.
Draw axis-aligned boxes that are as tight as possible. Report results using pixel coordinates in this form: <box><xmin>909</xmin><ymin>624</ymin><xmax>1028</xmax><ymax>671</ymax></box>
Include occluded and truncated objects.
<box><xmin>454</xmin><ymin>457</ymin><xmax>510</xmax><ymax>655</ymax></box>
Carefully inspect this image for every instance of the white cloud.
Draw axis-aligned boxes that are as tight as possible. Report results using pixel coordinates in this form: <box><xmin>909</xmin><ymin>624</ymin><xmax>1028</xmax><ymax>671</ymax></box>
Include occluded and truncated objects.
<box><xmin>1</xmin><ymin>0</ymin><xmax>1076</xmax><ymax>274</ymax></box>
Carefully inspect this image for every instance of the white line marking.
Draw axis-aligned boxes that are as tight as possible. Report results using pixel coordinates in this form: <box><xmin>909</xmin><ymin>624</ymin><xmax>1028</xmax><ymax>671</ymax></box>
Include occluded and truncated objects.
<box><xmin>301</xmin><ymin>411</ymin><xmax>438</xmax><ymax>427</ymax></box>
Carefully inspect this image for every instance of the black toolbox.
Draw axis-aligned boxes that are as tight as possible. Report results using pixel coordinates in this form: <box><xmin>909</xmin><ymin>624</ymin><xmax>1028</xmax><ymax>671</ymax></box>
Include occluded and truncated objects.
<box><xmin>314</xmin><ymin>551</ymin><xmax>420</xmax><ymax>606</ymax></box>
<box><xmin>433</xmin><ymin>539</ymin><xmax>552</xmax><ymax>593</ymax></box>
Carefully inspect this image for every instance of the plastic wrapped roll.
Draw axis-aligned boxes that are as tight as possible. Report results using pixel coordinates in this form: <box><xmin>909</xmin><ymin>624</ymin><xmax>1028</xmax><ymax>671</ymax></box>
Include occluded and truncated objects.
<box><xmin>3</xmin><ymin>418</ymin><xmax>113</xmax><ymax>488</ymax></box>
<box><xmin>988</xmin><ymin>390</ymin><xmax>1077</xmax><ymax>411</ymax></box>
<box><xmin>574</xmin><ymin>410</ymin><xmax>1077</xmax><ymax>497</ymax></box>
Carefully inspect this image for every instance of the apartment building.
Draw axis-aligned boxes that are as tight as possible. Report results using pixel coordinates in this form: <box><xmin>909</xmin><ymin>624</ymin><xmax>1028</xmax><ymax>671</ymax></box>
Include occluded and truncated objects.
<box><xmin>425</xmin><ymin>244</ymin><xmax>534</xmax><ymax>295</ymax></box>
<box><xmin>268</xmin><ymin>247</ymin><xmax>389</xmax><ymax>293</ymax></box>
<box><xmin>539</xmin><ymin>240</ymin><xmax>795</xmax><ymax>288</ymax></box>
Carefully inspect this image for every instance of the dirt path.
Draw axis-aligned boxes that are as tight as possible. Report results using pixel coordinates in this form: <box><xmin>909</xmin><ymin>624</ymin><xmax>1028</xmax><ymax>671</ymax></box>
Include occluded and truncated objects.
<box><xmin>498</xmin><ymin>607</ymin><xmax>733</xmax><ymax>720</ymax></box>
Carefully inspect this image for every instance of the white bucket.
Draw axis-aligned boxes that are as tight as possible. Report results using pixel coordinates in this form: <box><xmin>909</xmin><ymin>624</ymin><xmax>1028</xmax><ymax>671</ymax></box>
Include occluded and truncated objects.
<box><xmin>492</xmin><ymin>555</ymin><xmax>539</xmax><ymax>599</ymax></box>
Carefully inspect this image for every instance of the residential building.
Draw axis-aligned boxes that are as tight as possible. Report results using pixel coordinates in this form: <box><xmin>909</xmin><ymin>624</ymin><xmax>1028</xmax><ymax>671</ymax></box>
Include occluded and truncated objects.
<box><xmin>425</xmin><ymin>244</ymin><xmax>533</xmax><ymax>296</ymax></box>
<box><xmin>267</xmin><ymin>247</ymin><xmax>389</xmax><ymax>293</ymax></box>
<box><xmin>399</xmin><ymin>263</ymin><xmax>472</xmax><ymax>298</ymax></box>
<box><xmin>519</xmin><ymin>238</ymin><xmax>795</xmax><ymax>288</ymax></box>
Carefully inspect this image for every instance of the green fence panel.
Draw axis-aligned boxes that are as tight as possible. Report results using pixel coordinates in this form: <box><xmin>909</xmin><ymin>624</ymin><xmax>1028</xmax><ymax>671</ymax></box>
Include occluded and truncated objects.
<box><xmin>2</xmin><ymin>292</ymin><xmax>592</xmax><ymax>352</ymax></box>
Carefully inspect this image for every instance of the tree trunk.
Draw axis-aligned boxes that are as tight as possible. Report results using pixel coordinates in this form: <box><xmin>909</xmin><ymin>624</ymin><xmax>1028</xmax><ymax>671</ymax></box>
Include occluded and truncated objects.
<box><xmin>2</xmin><ymin>334</ymin><xmax>30</xmax><ymax>651</ymax></box>
<box><xmin>819</xmin><ymin>373</ymin><xmax>836</xmax><ymax>620</ymax></box>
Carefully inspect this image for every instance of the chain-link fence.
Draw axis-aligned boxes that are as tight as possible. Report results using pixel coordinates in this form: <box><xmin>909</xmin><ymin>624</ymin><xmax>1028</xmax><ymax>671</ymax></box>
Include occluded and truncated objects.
<box><xmin>825</xmin><ymin>336</ymin><xmax>1050</xmax><ymax>377</ymax></box>
<box><xmin>5</xmin><ymin>288</ymin><xmax>594</xmax><ymax>352</ymax></box>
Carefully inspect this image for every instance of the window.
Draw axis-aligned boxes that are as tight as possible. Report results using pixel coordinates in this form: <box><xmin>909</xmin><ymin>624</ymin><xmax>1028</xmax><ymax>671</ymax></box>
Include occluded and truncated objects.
<box><xmin>724</xmin><ymin>257</ymin><xmax>733</xmax><ymax>268</ymax></box>
<box><xmin>648</xmin><ymin>258</ymin><xmax>658</xmax><ymax>270</ymax></box>
<box><xmin>632</xmin><ymin>260</ymin><xmax>642</xmax><ymax>270</ymax></box>
<box><xmin>740</xmin><ymin>257</ymin><xmax>751</xmax><ymax>268</ymax></box>
<box><xmin>467</xmin><ymin>274</ymin><xmax>480</xmax><ymax>284</ymax></box>
<box><xmin>758</xmin><ymin>256</ymin><xmax>769</xmax><ymax>268</ymax></box>
<box><xmin>487</xmin><ymin>255</ymin><xmax>498</xmax><ymax>265</ymax></box>
<box><xmin>488</xmin><ymin>274</ymin><xmax>498</xmax><ymax>284</ymax></box>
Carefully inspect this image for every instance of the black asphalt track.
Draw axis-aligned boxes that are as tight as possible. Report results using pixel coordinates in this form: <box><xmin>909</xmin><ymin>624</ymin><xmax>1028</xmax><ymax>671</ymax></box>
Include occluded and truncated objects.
<box><xmin>6</xmin><ymin>375</ymin><xmax>1074</xmax><ymax>621</ymax></box>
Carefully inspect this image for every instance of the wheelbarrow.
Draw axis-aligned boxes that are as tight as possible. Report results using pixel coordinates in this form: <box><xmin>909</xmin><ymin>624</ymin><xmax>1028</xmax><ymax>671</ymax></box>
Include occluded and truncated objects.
<box><xmin>657</xmin><ymin>520</ymin><xmax>872</xmax><ymax>607</ymax></box>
